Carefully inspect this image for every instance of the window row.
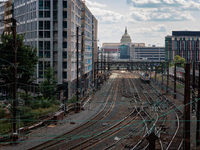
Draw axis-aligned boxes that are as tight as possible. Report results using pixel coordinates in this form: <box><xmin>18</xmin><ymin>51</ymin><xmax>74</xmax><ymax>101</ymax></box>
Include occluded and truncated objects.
<box><xmin>39</xmin><ymin>41</ymin><xmax>51</xmax><ymax>50</ymax></box>
<box><xmin>27</xmin><ymin>22</ymin><xmax>37</xmax><ymax>31</ymax></box>
<box><xmin>27</xmin><ymin>31</ymin><xmax>37</xmax><ymax>39</ymax></box>
<box><xmin>27</xmin><ymin>11</ymin><xmax>37</xmax><ymax>20</ymax></box>
<box><xmin>39</xmin><ymin>61</ymin><xmax>50</xmax><ymax>71</ymax></box>
<box><xmin>39</xmin><ymin>51</ymin><xmax>51</xmax><ymax>58</ymax></box>
<box><xmin>39</xmin><ymin>21</ymin><xmax>51</xmax><ymax>29</ymax></box>
<box><xmin>39</xmin><ymin>11</ymin><xmax>50</xmax><ymax>18</ymax></box>
<box><xmin>39</xmin><ymin>0</ymin><xmax>51</xmax><ymax>9</ymax></box>
<box><xmin>39</xmin><ymin>31</ymin><xmax>51</xmax><ymax>38</ymax></box>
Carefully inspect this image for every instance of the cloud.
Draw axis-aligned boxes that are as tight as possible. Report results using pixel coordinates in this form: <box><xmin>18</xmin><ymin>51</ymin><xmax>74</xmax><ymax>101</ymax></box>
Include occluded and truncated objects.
<box><xmin>130</xmin><ymin>24</ymin><xmax>167</xmax><ymax>33</ymax></box>
<box><xmin>85</xmin><ymin>0</ymin><xmax>107</xmax><ymax>8</ymax></box>
<box><xmin>127</xmin><ymin>0</ymin><xmax>200</xmax><ymax>10</ymax></box>
<box><xmin>85</xmin><ymin>0</ymin><xmax>124</xmax><ymax>23</ymax></box>
<box><xmin>126</xmin><ymin>5</ymin><xmax>195</xmax><ymax>22</ymax></box>
<box><xmin>89</xmin><ymin>7</ymin><xmax>124</xmax><ymax>23</ymax></box>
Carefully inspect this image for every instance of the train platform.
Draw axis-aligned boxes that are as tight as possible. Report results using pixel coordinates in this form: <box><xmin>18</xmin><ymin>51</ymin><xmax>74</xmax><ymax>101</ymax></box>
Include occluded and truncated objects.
<box><xmin>1</xmin><ymin>73</ymin><xmax>117</xmax><ymax>150</ymax></box>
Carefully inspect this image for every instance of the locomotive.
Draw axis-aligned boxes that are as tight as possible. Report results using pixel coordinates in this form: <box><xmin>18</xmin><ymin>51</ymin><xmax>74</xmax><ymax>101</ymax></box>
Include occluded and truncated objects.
<box><xmin>138</xmin><ymin>72</ymin><xmax>150</xmax><ymax>83</ymax></box>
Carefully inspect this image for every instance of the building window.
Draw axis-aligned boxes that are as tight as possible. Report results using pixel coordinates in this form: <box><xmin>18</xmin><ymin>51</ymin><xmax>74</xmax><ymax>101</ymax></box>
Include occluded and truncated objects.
<box><xmin>39</xmin><ymin>21</ymin><xmax>43</xmax><ymax>29</ymax></box>
<box><xmin>44</xmin><ymin>21</ymin><xmax>50</xmax><ymax>29</ymax></box>
<box><xmin>39</xmin><ymin>61</ymin><xmax>43</xmax><ymax>70</ymax></box>
<box><xmin>63</xmin><ymin>51</ymin><xmax>67</xmax><ymax>58</ymax></box>
<box><xmin>44</xmin><ymin>11</ymin><xmax>50</xmax><ymax>17</ymax></box>
<box><xmin>44</xmin><ymin>61</ymin><xmax>50</xmax><ymax>70</ymax></box>
<box><xmin>39</xmin><ymin>1</ymin><xmax>43</xmax><ymax>9</ymax></box>
<box><xmin>39</xmin><ymin>41</ymin><xmax>43</xmax><ymax>50</ymax></box>
<box><xmin>44</xmin><ymin>41</ymin><xmax>50</xmax><ymax>50</ymax></box>
<box><xmin>53</xmin><ymin>1</ymin><xmax>58</xmax><ymax>9</ymax></box>
<box><xmin>63</xmin><ymin>62</ymin><xmax>67</xmax><ymax>69</ymax></box>
<box><xmin>39</xmin><ymin>71</ymin><xmax>43</xmax><ymax>78</ymax></box>
<box><xmin>39</xmin><ymin>11</ymin><xmax>43</xmax><ymax>18</ymax></box>
<box><xmin>44</xmin><ymin>51</ymin><xmax>50</xmax><ymax>58</ymax></box>
<box><xmin>44</xmin><ymin>1</ymin><xmax>50</xmax><ymax>9</ymax></box>
<box><xmin>63</xmin><ymin>1</ymin><xmax>67</xmax><ymax>8</ymax></box>
<box><xmin>39</xmin><ymin>31</ymin><xmax>43</xmax><ymax>38</ymax></box>
<box><xmin>39</xmin><ymin>51</ymin><xmax>43</xmax><ymax>58</ymax></box>
<box><xmin>63</xmin><ymin>72</ymin><xmax>67</xmax><ymax>79</ymax></box>
<box><xmin>63</xmin><ymin>42</ymin><xmax>67</xmax><ymax>48</ymax></box>
<box><xmin>63</xmin><ymin>21</ymin><xmax>67</xmax><ymax>28</ymax></box>
<box><xmin>63</xmin><ymin>11</ymin><xmax>67</xmax><ymax>18</ymax></box>
<box><xmin>63</xmin><ymin>31</ymin><xmax>67</xmax><ymax>38</ymax></box>
<box><xmin>44</xmin><ymin>31</ymin><xmax>50</xmax><ymax>38</ymax></box>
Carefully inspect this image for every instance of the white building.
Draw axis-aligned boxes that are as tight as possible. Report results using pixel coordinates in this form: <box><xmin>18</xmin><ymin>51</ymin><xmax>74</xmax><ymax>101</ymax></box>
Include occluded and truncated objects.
<box><xmin>0</xmin><ymin>0</ymin><xmax>98</xmax><ymax>99</ymax></box>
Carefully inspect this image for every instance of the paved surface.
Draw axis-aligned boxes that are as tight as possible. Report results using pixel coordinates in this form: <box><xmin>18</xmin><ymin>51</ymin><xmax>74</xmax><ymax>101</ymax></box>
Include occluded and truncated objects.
<box><xmin>1</xmin><ymin>73</ymin><xmax>117</xmax><ymax>150</ymax></box>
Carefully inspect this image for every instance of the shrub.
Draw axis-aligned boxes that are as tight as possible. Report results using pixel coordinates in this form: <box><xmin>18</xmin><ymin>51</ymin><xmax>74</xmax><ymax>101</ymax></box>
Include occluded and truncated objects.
<box><xmin>0</xmin><ymin>109</ymin><xmax>6</xmax><ymax>118</ymax></box>
<box><xmin>41</xmin><ymin>100</ymin><xmax>52</xmax><ymax>108</ymax></box>
<box><xmin>30</xmin><ymin>100</ymin><xmax>41</xmax><ymax>109</ymax></box>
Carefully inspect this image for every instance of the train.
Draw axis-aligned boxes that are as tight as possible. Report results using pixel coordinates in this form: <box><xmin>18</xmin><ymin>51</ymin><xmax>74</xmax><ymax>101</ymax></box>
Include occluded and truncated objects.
<box><xmin>138</xmin><ymin>72</ymin><xmax>151</xmax><ymax>83</ymax></box>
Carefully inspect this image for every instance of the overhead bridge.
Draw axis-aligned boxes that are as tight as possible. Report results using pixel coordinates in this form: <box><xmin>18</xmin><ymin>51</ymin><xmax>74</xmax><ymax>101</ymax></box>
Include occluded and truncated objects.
<box><xmin>94</xmin><ymin>61</ymin><xmax>166</xmax><ymax>71</ymax></box>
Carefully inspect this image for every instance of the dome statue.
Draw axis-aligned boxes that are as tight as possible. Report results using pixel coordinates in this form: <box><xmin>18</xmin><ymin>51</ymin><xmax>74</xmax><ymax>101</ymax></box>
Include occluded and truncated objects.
<box><xmin>120</xmin><ymin>27</ymin><xmax>132</xmax><ymax>44</ymax></box>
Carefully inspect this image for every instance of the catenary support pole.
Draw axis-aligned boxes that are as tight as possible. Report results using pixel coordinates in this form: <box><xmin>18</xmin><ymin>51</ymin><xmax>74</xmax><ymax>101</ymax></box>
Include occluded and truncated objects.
<box><xmin>162</xmin><ymin>63</ymin><xmax>163</xmax><ymax>91</ymax></box>
<box><xmin>184</xmin><ymin>63</ymin><xmax>191</xmax><ymax>150</ymax></box>
<box><xmin>192</xmin><ymin>61</ymin><xmax>195</xmax><ymax>111</ymax></box>
<box><xmin>97</xmin><ymin>52</ymin><xmax>99</xmax><ymax>89</ymax></box>
<box><xmin>155</xmin><ymin>66</ymin><xmax>157</xmax><ymax>83</ymax></box>
<box><xmin>101</xmin><ymin>49</ymin><xmax>103</xmax><ymax>74</ymax></box>
<box><xmin>76</xmin><ymin>27</ymin><xmax>79</xmax><ymax>112</ymax></box>
<box><xmin>104</xmin><ymin>50</ymin><xmax>106</xmax><ymax>73</ymax></box>
<box><xmin>197</xmin><ymin>62</ymin><xmax>200</xmax><ymax>146</ymax></box>
<box><xmin>174</xmin><ymin>63</ymin><xmax>176</xmax><ymax>99</ymax></box>
<box><xmin>167</xmin><ymin>61</ymin><xmax>169</xmax><ymax>94</ymax></box>
<box><xmin>12</xmin><ymin>3</ymin><xmax>17</xmax><ymax>134</ymax></box>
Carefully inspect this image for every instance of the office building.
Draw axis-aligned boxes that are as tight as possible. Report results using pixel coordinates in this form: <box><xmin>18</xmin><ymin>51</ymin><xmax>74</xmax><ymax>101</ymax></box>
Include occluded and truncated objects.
<box><xmin>0</xmin><ymin>0</ymin><xmax>98</xmax><ymax>99</ymax></box>
<box><xmin>165</xmin><ymin>31</ymin><xmax>200</xmax><ymax>64</ymax></box>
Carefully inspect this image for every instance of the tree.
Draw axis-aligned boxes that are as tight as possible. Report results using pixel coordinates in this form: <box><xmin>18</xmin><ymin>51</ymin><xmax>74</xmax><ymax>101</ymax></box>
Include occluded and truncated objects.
<box><xmin>173</xmin><ymin>55</ymin><xmax>186</xmax><ymax>68</ymax></box>
<box><xmin>39</xmin><ymin>67</ymin><xmax>57</xmax><ymax>101</ymax></box>
<box><xmin>0</xmin><ymin>34</ymin><xmax>39</xmax><ymax>104</ymax></box>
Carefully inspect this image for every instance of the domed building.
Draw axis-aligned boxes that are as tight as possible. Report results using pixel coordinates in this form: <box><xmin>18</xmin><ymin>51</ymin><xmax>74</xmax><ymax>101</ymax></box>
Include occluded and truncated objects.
<box><xmin>120</xmin><ymin>27</ymin><xmax>132</xmax><ymax>44</ymax></box>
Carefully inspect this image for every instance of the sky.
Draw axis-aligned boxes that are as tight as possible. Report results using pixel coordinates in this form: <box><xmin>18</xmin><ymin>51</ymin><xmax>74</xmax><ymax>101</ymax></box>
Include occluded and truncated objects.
<box><xmin>85</xmin><ymin>0</ymin><xmax>200</xmax><ymax>47</ymax></box>
<box><xmin>1</xmin><ymin>0</ymin><xmax>200</xmax><ymax>47</ymax></box>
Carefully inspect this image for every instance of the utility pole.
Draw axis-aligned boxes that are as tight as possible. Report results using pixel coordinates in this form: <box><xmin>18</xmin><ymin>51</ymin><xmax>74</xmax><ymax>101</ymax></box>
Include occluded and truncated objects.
<box><xmin>192</xmin><ymin>61</ymin><xmax>195</xmax><ymax>111</ymax></box>
<box><xmin>76</xmin><ymin>27</ymin><xmax>79</xmax><ymax>112</ymax></box>
<box><xmin>12</xmin><ymin>2</ymin><xmax>17</xmax><ymax>135</ymax></box>
<box><xmin>104</xmin><ymin>50</ymin><xmax>106</xmax><ymax>73</ymax></box>
<box><xmin>97</xmin><ymin>51</ymin><xmax>99</xmax><ymax>89</ymax></box>
<box><xmin>162</xmin><ymin>63</ymin><xmax>163</xmax><ymax>91</ymax></box>
<box><xmin>101</xmin><ymin>49</ymin><xmax>103</xmax><ymax>74</ymax></box>
<box><xmin>146</xmin><ymin>132</ymin><xmax>158</xmax><ymax>150</ymax></box>
<box><xmin>184</xmin><ymin>63</ymin><xmax>190</xmax><ymax>150</ymax></box>
<box><xmin>155</xmin><ymin>66</ymin><xmax>157</xmax><ymax>83</ymax></box>
<box><xmin>81</xmin><ymin>31</ymin><xmax>84</xmax><ymax>97</ymax></box>
<box><xmin>167</xmin><ymin>61</ymin><xmax>169</xmax><ymax>94</ymax></box>
<box><xmin>108</xmin><ymin>51</ymin><xmax>110</xmax><ymax>71</ymax></box>
<box><xmin>174</xmin><ymin>63</ymin><xmax>176</xmax><ymax>99</ymax></box>
<box><xmin>197</xmin><ymin>62</ymin><xmax>200</xmax><ymax>146</ymax></box>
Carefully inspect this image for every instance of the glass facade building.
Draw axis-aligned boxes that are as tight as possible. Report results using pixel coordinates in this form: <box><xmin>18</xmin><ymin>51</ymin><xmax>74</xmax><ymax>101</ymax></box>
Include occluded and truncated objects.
<box><xmin>0</xmin><ymin>0</ymin><xmax>98</xmax><ymax>98</ymax></box>
<box><xmin>165</xmin><ymin>31</ymin><xmax>200</xmax><ymax>65</ymax></box>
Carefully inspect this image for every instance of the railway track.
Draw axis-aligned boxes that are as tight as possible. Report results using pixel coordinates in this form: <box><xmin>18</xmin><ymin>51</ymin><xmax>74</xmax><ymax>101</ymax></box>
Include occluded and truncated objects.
<box><xmin>25</xmin><ymin>71</ymin><xmax>184</xmax><ymax>150</ymax></box>
<box><xmin>28</xmin><ymin>74</ymin><xmax>119</xmax><ymax>150</ymax></box>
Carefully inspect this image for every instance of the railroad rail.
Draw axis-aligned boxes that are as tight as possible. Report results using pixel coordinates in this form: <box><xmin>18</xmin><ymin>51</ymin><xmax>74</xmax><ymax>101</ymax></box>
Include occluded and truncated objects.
<box><xmin>28</xmin><ymin>74</ymin><xmax>119</xmax><ymax>150</ymax></box>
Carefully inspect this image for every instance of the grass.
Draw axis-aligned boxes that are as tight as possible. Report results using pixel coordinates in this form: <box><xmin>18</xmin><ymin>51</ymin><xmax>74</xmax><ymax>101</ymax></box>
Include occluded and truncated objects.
<box><xmin>0</xmin><ymin>105</ymin><xmax>59</xmax><ymax>135</ymax></box>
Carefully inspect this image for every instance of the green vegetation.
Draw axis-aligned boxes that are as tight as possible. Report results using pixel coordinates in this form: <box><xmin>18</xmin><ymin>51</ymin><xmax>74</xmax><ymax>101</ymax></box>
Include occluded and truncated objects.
<box><xmin>170</xmin><ymin>55</ymin><xmax>186</xmax><ymax>68</ymax></box>
<box><xmin>0</xmin><ymin>34</ymin><xmax>62</xmax><ymax>134</ymax></box>
<box><xmin>176</xmin><ymin>83</ymin><xmax>185</xmax><ymax>89</ymax></box>
<box><xmin>39</xmin><ymin>67</ymin><xmax>57</xmax><ymax>102</ymax></box>
<box><xmin>0</xmin><ymin>34</ymin><xmax>39</xmax><ymax>99</ymax></box>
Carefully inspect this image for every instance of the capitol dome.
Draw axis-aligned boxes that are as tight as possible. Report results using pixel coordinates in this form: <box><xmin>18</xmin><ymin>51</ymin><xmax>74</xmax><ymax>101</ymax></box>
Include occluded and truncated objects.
<box><xmin>120</xmin><ymin>27</ymin><xmax>132</xmax><ymax>44</ymax></box>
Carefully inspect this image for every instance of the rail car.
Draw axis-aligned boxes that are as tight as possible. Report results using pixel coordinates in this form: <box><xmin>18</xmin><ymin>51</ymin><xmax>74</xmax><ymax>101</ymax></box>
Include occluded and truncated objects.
<box><xmin>138</xmin><ymin>72</ymin><xmax>150</xmax><ymax>83</ymax></box>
